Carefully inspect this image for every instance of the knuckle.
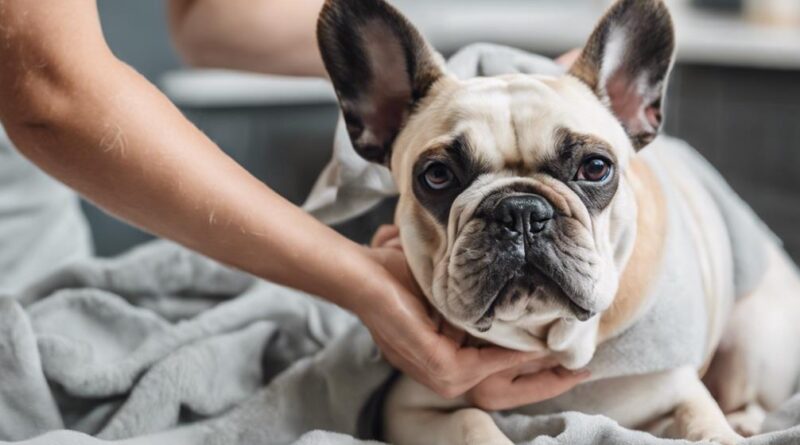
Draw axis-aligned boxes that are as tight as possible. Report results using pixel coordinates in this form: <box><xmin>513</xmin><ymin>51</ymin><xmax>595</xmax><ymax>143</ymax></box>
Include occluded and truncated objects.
<box><xmin>435</xmin><ymin>384</ymin><xmax>463</xmax><ymax>400</ymax></box>
<box><xmin>425</xmin><ymin>366</ymin><xmax>462</xmax><ymax>397</ymax></box>
<box><xmin>467</xmin><ymin>383</ymin><xmax>502</xmax><ymax>410</ymax></box>
<box><xmin>475</xmin><ymin>399</ymin><xmax>500</xmax><ymax>411</ymax></box>
<box><xmin>469</xmin><ymin>391</ymin><xmax>500</xmax><ymax>411</ymax></box>
<box><xmin>424</xmin><ymin>354</ymin><xmax>451</xmax><ymax>379</ymax></box>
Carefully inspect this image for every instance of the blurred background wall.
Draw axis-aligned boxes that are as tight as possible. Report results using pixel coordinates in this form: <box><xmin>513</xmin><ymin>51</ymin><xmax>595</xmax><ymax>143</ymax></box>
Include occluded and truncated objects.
<box><xmin>92</xmin><ymin>0</ymin><xmax>800</xmax><ymax>262</ymax></box>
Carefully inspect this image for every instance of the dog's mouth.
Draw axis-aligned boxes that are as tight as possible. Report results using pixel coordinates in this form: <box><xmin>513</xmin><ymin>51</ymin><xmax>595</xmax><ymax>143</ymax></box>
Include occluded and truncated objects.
<box><xmin>472</xmin><ymin>268</ymin><xmax>596</xmax><ymax>332</ymax></box>
<box><xmin>444</xmin><ymin>191</ymin><xmax>603</xmax><ymax>332</ymax></box>
<box><xmin>547</xmin><ymin>274</ymin><xmax>597</xmax><ymax>322</ymax></box>
<box><xmin>567</xmin><ymin>300</ymin><xmax>596</xmax><ymax>322</ymax></box>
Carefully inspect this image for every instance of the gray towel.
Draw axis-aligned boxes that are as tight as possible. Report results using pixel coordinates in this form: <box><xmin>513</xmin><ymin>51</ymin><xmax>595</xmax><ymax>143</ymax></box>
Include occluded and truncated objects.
<box><xmin>1</xmin><ymin>240</ymin><xmax>800</xmax><ymax>445</ymax></box>
<box><xmin>1</xmin><ymin>240</ymin><xmax>391</xmax><ymax>445</ymax></box>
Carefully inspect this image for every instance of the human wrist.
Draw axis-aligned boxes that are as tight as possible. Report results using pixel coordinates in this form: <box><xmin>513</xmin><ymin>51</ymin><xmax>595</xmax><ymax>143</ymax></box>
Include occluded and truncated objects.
<box><xmin>337</xmin><ymin>245</ymin><xmax>399</xmax><ymax>318</ymax></box>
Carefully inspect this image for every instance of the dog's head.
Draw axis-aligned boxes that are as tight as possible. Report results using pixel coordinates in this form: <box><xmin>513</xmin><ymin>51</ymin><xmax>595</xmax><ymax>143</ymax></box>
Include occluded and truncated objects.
<box><xmin>319</xmin><ymin>0</ymin><xmax>675</xmax><ymax>347</ymax></box>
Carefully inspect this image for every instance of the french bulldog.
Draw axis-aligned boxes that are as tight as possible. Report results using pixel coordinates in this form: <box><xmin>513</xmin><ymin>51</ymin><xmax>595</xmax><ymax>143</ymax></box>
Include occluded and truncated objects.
<box><xmin>317</xmin><ymin>0</ymin><xmax>800</xmax><ymax>444</ymax></box>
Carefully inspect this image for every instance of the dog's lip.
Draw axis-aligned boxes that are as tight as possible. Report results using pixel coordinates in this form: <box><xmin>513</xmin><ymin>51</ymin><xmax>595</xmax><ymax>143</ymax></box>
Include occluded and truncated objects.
<box><xmin>475</xmin><ymin>273</ymin><xmax>597</xmax><ymax>327</ymax></box>
<box><xmin>548</xmin><ymin>278</ymin><xmax>596</xmax><ymax>322</ymax></box>
<box><xmin>473</xmin><ymin>279</ymin><xmax>514</xmax><ymax>331</ymax></box>
<box><xmin>567</xmin><ymin>300</ymin><xmax>596</xmax><ymax>322</ymax></box>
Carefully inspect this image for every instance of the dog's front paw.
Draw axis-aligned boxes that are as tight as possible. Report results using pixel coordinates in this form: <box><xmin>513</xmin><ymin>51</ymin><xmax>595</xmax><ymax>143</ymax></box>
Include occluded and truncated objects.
<box><xmin>448</xmin><ymin>409</ymin><xmax>514</xmax><ymax>445</ymax></box>
<box><xmin>696</xmin><ymin>431</ymin><xmax>743</xmax><ymax>445</ymax></box>
<box><xmin>726</xmin><ymin>404</ymin><xmax>765</xmax><ymax>437</ymax></box>
<box><xmin>682</xmin><ymin>422</ymin><xmax>743</xmax><ymax>445</ymax></box>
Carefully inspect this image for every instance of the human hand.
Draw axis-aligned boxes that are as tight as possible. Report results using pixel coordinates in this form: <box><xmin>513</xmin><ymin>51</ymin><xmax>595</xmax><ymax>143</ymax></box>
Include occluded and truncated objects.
<box><xmin>466</xmin><ymin>361</ymin><xmax>590</xmax><ymax>411</ymax></box>
<box><xmin>359</xmin><ymin>225</ymin><xmax>590</xmax><ymax>404</ymax></box>
<box><xmin>556</xmin><ymin>48</ymin><xmax>582</xmax><ymax>68</ymax></box>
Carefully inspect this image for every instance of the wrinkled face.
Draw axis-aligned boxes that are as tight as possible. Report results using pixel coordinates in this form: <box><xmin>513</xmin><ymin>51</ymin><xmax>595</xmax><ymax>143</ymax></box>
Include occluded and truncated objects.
<box><xmin>392</xmin><ymin>75</ymin><xmax>638</xmax><ymax>339</ymax></box>
<box><xmin>318</xmin><ymin>0</ymin><xmax>675</xmax><ymax>346</ymax></box>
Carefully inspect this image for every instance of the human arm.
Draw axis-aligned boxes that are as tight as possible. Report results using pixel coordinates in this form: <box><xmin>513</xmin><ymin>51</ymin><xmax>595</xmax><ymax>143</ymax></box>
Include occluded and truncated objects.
<box><xmin>0</xmin><ymin>0</ymin><xmax>542</xmax><ymax>398</ymax></box>
<box><xmin>167</xmin><ymin>0</ymin><xmax>326</xmax><ymax>77</ymax></box>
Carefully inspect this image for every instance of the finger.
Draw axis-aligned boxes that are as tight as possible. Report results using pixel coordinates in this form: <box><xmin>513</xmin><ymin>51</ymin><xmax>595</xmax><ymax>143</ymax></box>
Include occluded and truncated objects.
<box><xmin>504</xmin><ymin>369</ymin><xmax>590</xmax><ymax>407</ymax></box>
<box><xmin>387</xmin><ymin>331</ymin><xmax>543</xmax><ymax>399</ymax></box>
<box><xmin>469</xmin><ymin>368</ymin><xmax>590</xmax><ymax>411</ymax></box>
<box><xmin>481</xmin><ymin>355</ymin><xmax>560</xmax><ymax>383</ymax></box>
<box><xmin>555</xmin><ymin>48</ymin><xmax>581</xmax><ymax>68</ymax></box>
<box><xmin>371</xmin><ymin>224</ymin><xmax>400</xmax><ymax>248</ymax></box>
<box><xmin>451</xmin><ymin>345</ymin><xmax>550</xmax><ymax>387</ymax></box>
<box><xmin>373</xmin><ymin>300</ymin><xmax>541</xmax><ymax>397</ymax></box>
<box><xmin>474</xmin><ymin>345</ymin><xmax>550</xmax><ymax>374</ymax></box>
<box><xmin>508</xmin><ymin>356</ymin><xmax>561</xmax><ymax>376</ymax></box>
<box><xmin>384</xmin><ymin>237</ymin><xmax>403</xmax><ymax>251</ymax></box>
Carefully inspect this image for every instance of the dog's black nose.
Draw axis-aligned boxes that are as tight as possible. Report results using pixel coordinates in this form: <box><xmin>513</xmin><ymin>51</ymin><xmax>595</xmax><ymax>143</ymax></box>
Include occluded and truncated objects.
<box><xmin>493</xmin><ymin>194</ymin><xmax>554</xmax><ymax>234</ymax></box>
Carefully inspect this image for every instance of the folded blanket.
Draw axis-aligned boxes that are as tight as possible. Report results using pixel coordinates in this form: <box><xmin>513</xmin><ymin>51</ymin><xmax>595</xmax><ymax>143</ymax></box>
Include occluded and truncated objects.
<box><xmin>2</xmin><ymin>44</ymin><xmax>799</xmax><ymax>445</ymax></box>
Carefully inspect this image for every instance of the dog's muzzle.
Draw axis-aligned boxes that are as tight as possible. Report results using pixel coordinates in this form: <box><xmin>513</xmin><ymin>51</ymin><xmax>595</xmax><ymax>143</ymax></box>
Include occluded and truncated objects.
<box><xmin>447</xmin><ymin>190</ymin><xmax>598</xmax><ymax>332</ymax></box>
<box><xmin>489</xmin><ymin>194</ymin><xmax>595</xmax><ymax>322</ymax></box>
<box><xmin>492</xmin><ymin>194</ymin><xmax>554</xmax><ymax>237</ymax></box>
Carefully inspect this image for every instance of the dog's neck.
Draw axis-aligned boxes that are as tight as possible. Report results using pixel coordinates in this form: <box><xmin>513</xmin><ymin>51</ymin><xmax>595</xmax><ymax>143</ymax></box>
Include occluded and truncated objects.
<box><xmin>598</xmin><ymin>156</ymin><xmax>668</xmax><ymax>342</ymax></box>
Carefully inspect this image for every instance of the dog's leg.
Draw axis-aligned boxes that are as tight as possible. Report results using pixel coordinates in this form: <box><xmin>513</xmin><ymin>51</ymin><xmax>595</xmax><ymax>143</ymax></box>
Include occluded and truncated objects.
<box><xmin>389</xmin><ymin>407</ymin><xmax>513</xmax><ymax>445</ymax></box>
<box><xmin>726</xmin><ymin>402</ymin><xmax>766</xmax><ymax>437</ymax></box>
<box><xmin>704</xmin><ymin>244</ymin><xmax>800</xmax><ymax>426</ymax></box>
<box><xmin>384</xmin><ymin>376</ymin><xmax>513</xmax><ymax>445</ymax></box>
<box><xmin>662</xmin><ymin>371</ymin><xmax>742</xmax><ymax>445</ymax></box>
<box><xmin>630</xmin><ymin>367</ymin><xmax>739</xmax><ymax>444</ymax></box>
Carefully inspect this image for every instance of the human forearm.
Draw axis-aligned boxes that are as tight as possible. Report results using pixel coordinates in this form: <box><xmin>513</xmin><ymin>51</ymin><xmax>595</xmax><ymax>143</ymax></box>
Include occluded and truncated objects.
<box><xmin>8</xmin><ymin>65</ymin><xmax>380</xmax><ymax>309</ymax></box>
<box><xmin>0</xmin><ymin>1</ymin><xmax>375</xmax><ymax>311</ymax></box>
<box><xmin>168</xmin><ymin>0</ymin><xmax>326</xmax><ymax>77</ymax></box>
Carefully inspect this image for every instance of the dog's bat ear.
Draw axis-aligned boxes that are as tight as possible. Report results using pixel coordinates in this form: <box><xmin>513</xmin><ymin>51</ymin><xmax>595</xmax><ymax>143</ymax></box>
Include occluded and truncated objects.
<box><xmin>317</xmin><ymin>0</ymin><xmax>446</xmax><ymax>165</ymax></box>
<box><xmin>569</xmin><ymin>0</ymin><xmax>676</xmax><ymax>150</ymax></box>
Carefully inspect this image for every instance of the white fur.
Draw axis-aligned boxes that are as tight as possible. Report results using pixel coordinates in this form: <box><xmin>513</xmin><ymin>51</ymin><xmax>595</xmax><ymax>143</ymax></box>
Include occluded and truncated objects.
<box><xmin>598</xmin><ymin>25</ymin><xmax>628</xmax><ymax>97</ymax></box>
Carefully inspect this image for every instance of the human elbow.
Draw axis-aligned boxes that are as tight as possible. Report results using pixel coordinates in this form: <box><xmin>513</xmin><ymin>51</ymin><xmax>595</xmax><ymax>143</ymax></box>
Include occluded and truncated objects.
<box><xmin>0</xmin><ymin>65</ymin><xmax>76</xmax><ymax>135</ymax></box>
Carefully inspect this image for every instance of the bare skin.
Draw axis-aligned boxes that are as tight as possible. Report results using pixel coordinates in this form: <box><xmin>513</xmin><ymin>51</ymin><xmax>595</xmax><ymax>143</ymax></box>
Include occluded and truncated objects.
<box><xmin>167</xmin><ymin>0</ymin><xmax>328</xmax><ymax>77</ymax></box>
<box><xmin>0</xmin><ymin>0</ymin><xmax>587</xmax><ymax>404</ymax></box>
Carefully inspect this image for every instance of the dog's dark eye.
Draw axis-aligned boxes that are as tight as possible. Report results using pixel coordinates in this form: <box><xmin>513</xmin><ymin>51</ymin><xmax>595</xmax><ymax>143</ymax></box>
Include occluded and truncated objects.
<box><xmin>421</xmin><ymin>162</ymin><xmax>457</xmax><ymax>191</ymax></box>
<box><xmin>576</xmin><ymin>157</ymin><xmax>612</xmax><ymax>182</ymax></box>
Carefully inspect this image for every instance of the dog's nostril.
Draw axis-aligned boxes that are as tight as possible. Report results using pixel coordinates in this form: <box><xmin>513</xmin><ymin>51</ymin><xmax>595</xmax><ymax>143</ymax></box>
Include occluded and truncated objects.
<box><xmin>530</xmin><ymin>220</ymin><xmax>547</xmax><ymax>233</ymax></box>
<box><xmin>498</xmin><ymin>206</ymin><xmax>514</xmax><ymax>227</ymax></box>
<box><xmin>493</xmin><ymin>194</ymin><xmax>554</xmax><ymax>234</ymax></box>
